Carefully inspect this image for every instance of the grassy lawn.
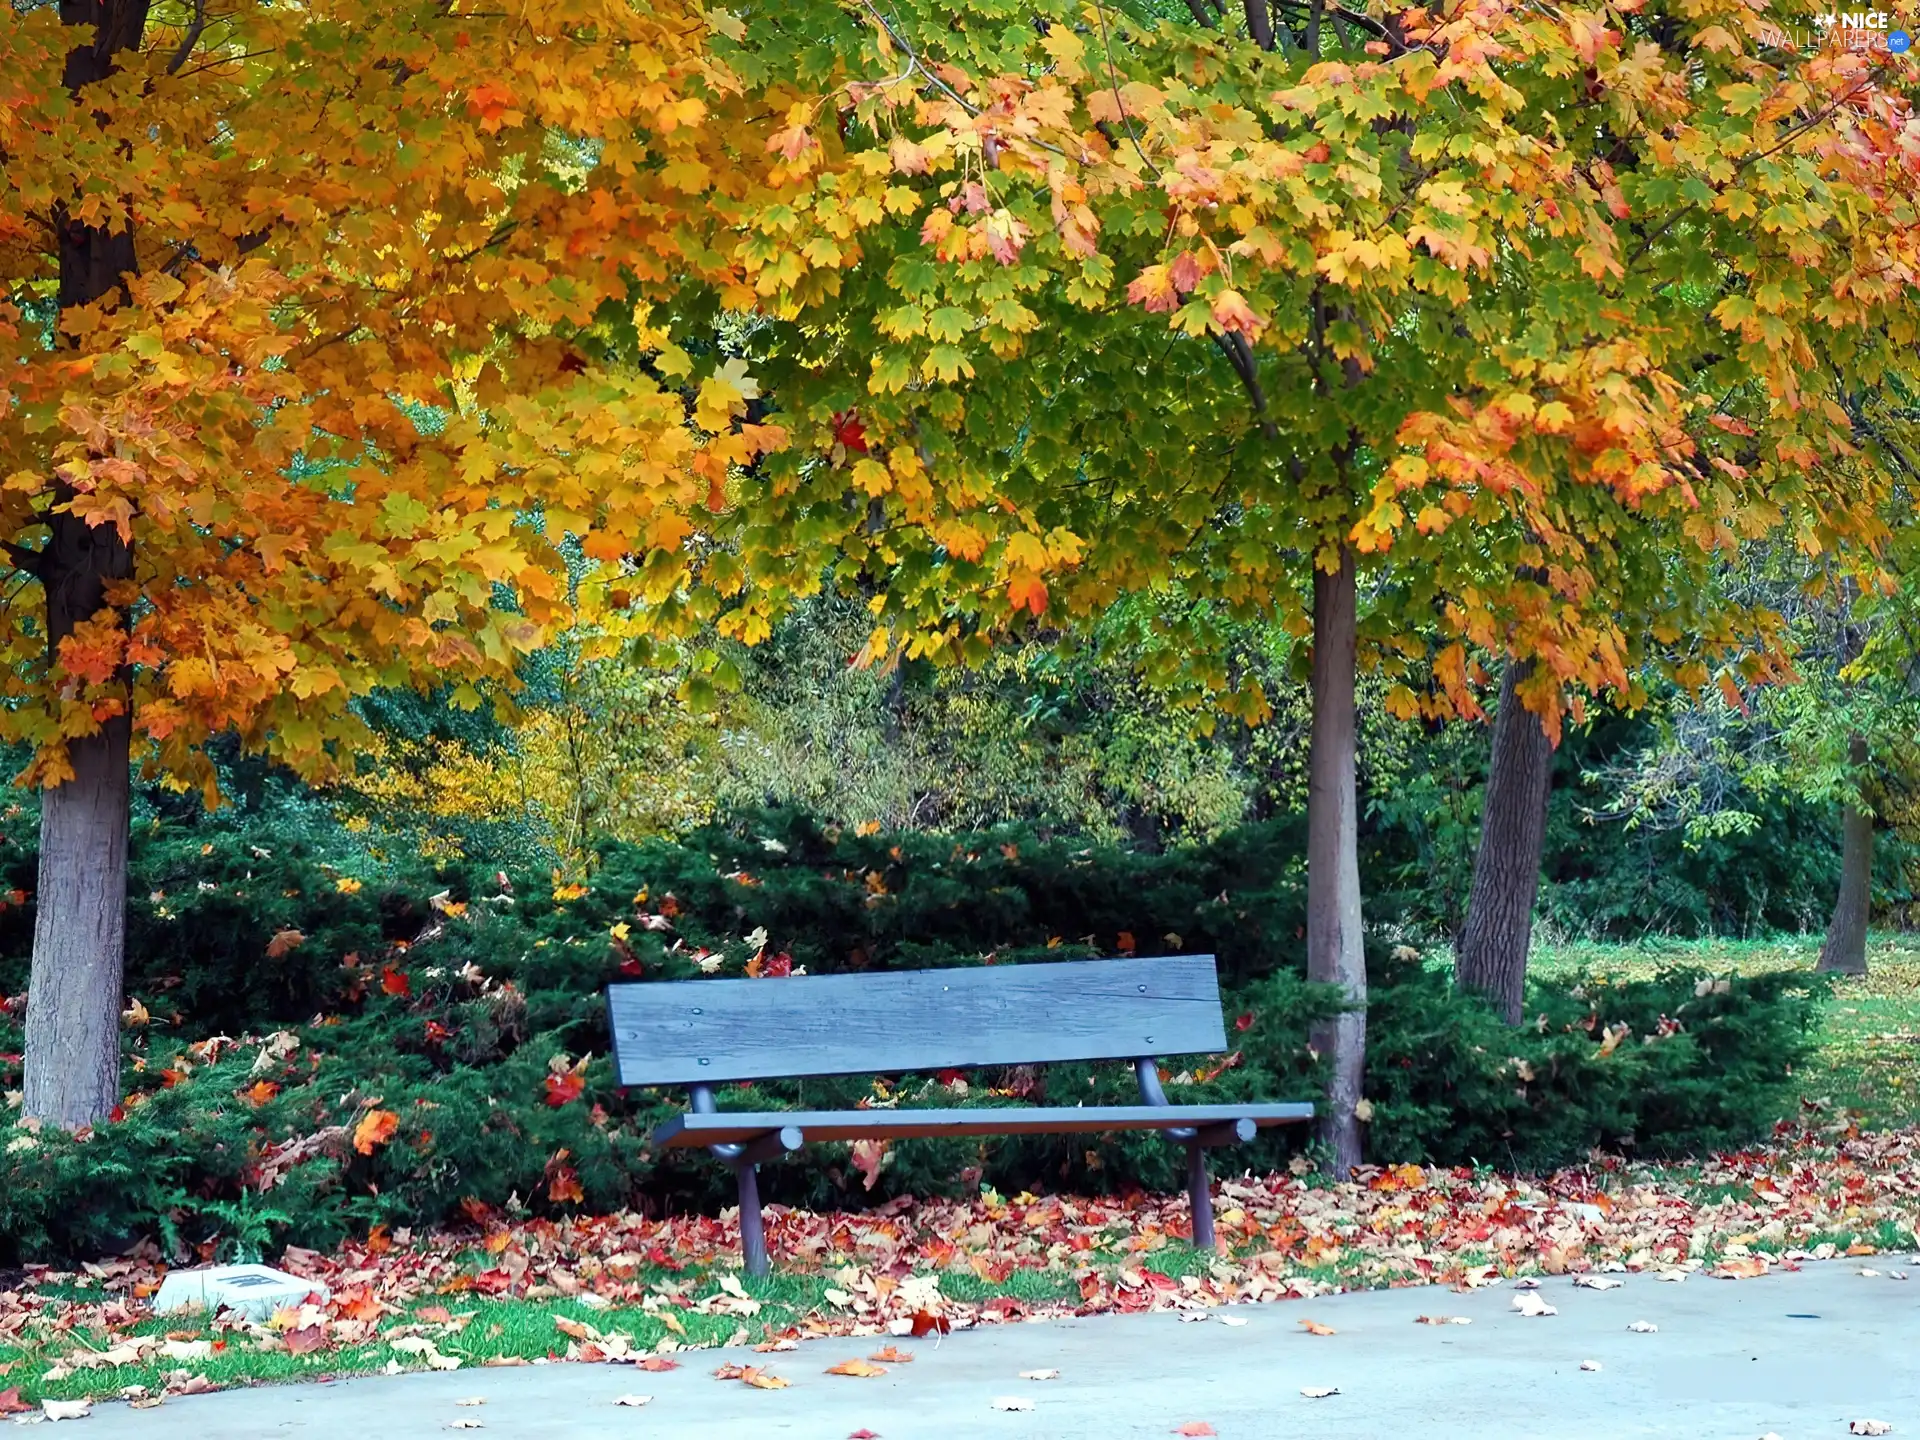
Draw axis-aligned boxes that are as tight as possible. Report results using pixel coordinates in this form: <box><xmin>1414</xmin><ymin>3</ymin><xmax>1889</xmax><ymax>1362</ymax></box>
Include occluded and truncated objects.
<box><xmin>1530</xmin><ymin>932</ymin><xmax>1920</xmax><ymax>1129</ymax></box>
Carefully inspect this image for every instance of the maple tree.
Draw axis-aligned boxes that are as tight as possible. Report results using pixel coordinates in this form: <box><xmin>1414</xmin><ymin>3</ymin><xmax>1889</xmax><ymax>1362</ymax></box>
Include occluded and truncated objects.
<box><xmin>590</xmin><ymin>0</ymin><xmax>1920</xmax><ymax>1167</ymax></box>
<box><xmin>0</xmin><ymin>0</ymin><xmax>808</xmax><ymax>1125</ymax></box>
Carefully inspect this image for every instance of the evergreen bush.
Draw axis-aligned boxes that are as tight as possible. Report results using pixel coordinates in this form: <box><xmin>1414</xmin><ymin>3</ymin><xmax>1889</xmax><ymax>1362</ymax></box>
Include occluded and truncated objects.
<box><xmin>0</xmin><ymin>805</ymin><xmax>1827</xmax><ymax>1261</ymax></box>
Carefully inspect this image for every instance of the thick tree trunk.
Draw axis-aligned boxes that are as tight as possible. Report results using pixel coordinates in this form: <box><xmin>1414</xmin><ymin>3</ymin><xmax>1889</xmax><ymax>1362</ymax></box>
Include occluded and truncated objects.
<box><xmin>22</xmin><ymin>0</ymin><xmax>147</xmax><ymax>1129</ymax></box>
<box><xmin>1306</xmin><ymin>544</ymin><xmax>1366</xmax><ymax>1177</ymax></box>
<box><xmin>1455</xmin><ymin>658</ymin><xmax>1554</xmax><ymax>1024</ymax></box>
<box><xmin>1817</xmin><ymin>732</ymin><xmax>1872</xmax><ymax>977</ymax></box>
<box><xmin>25</xmin><ymin>715</ymin><xmax>131</xmax><ymax>1128</ymax></box>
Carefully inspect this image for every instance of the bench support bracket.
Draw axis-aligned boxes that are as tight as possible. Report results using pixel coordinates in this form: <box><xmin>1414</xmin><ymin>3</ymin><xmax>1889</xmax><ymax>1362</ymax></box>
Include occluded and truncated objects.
<box><xmin>1135</xmin><ymin>1060</ymin><xmax>1257</xmax><ymax>1254</ymax></box>
<box><xmin>691</xmin><ymin>1087</ymin><xmax>805</xmax><ymax>1277</ymax></box>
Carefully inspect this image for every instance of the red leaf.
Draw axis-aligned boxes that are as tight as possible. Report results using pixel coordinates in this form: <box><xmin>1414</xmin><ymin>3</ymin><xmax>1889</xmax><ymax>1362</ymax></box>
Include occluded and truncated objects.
<box><xmin>907</xmin><ymin>1311</ymin><xmax>950</xmax><ymax>1338</ymax></box>
<box><xmin>0</xmin><ymin>1390</ymin><xmax>29</xmax><ymax>1416</ymax></box>
<box><xmin>544</xmin><ymin>1072</ymin><xmax>586</xmax><ymax>1107</ymax></box>
<box><xmin>1174</xmin><ymin>1426</ymin><xmax>1217</xmax><ymax>1437</ymax></box>
<box><xmin>832</xmin><ymin>410</ymin><xmax>870</xmax><ymax>455</ymax></box>
<box><xmin>381</xmin><ymin>966</ymin><xmax>412</xmax><ymax>998</ymax></box>
<box><xmin>1234</xmin><ymin>1012</ymin><xmax>1255</xmax><ymax>1032</ymax></box>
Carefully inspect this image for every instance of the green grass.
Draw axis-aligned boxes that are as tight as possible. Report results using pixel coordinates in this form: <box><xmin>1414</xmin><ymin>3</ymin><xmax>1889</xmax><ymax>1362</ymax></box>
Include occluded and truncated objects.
<box><xmin>1529</xmin><ymin>931</ymin><xmax>1920</xmax><ymax>1129</ymax></box>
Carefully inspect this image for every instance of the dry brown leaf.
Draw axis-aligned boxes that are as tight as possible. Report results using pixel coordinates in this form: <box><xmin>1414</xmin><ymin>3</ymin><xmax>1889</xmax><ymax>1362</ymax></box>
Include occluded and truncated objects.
<box><xmin>1299</xmin><ymin>1318</ymin><xmax>1336</xmax><ymax>1336</ymax></box>
<box><xmin>867</xmin><ymin>1347</ymin><xmax>913</xmax><ymax>1364</ymax></box>
<box><xmin>1712</xmin><ymin>1256</ymin><xmax>1769</xmax><ymax>1280</ymax></box>
<box><xmin>638</xmin><ymin>1356</ymin><xmax>681</xmax><ymax>1372</ymax></box>
<box><xmin>826</xmin><ymin>1359</ymin><xmax>889</xmax><ymax>1378</ymax></box>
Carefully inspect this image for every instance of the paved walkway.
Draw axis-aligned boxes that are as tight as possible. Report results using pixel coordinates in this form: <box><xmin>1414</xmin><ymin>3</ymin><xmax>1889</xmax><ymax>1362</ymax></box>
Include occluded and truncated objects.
<box><xmin>83</xmin><ymin>1260</ymin><xmax>1918</xmax><ymax>1438</ymax></box>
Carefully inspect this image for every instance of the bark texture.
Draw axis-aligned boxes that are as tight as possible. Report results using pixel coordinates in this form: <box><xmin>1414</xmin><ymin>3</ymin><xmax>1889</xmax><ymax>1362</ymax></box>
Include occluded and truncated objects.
<box><xmin>1306</xmin><ymin>545</ymin><xmax>1366</xmax><ymax>1176</ymax></box>
<box><xmin>22</xmin><ymin>0</ymin><xmax>148</xmax><ymax>1128</ymax></box>
<box><xmin>1817</xmin><ymin>732</ymin><xmax>1872</xmax><ymax>977</ymax></box>
<box><xmin>1455</xmin><ymin>658</ymin><xmax>1555</xmax><ymax>1024</ymax></box>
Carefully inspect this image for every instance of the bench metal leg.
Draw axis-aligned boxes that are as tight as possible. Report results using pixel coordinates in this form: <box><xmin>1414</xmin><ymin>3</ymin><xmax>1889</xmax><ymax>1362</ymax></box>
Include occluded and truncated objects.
<box><xmin>736</xmin><ymin>1163</ymin><xmax>769</xmax><ymax>1278</ymax></box>
<box><xmin>1186</xmin><ymin>1142</ymin><xmax>1216</xmax><ymax>1252</ymax></box>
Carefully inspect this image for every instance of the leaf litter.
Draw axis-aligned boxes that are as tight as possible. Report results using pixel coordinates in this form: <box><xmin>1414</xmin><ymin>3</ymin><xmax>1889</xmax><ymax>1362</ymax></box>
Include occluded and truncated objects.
<box><xmin>3</xmin><ymin>1122</ymin><xmax>1919</xmax><ymax>1405</ymax></box>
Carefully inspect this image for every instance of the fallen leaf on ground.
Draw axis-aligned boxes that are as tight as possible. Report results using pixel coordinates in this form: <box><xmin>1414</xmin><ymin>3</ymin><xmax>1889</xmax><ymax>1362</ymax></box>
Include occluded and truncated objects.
<box><xmin>991</xmin><ymin>1396</ymin><xmax>1034</xmax><ymax>1411</ymax></box>
<box><xmin>1579</xmin><ymin>1360</ymin><xmax>1602</xmax><ymax>1372</ymax></box>
<box><xmin>1020</xmin><ymin>1369</ymin><xmax>1059</xmax><ymax>1381</ymax></box>
<box><xmin>43</xmin><ymin>1399</ymin><xmax>92</xmax><ymax>1421</ymax></box>
<box><xmin>1512</xmin><ymin>1293</ymin><xmax>1558</xmax><ymax>1317</ymax></box>
<box><xmin>611</xmin><ymin>1395</ymin><xmax>652</xmax><ymax>1407</ymax></box>
<box><xmin>1573</xmin><ymin>1276</ymin><xmax>1623</xmax><ymax>1290</ymax></box>
<box><xmin>1512</xmin><ymin>1277</ymin><xmax>1541</xmax><ymax>1289</ymax></box>
<box><xmin>1415</xmin><ymin>1315</ymin><xmax>1471</xmax><ymax>1326</ymax></box>
<box><xmin>1173</xmin><ymin>1425</ymin><xmax>1217</xmax><ymax>1437</ymax></box>
<box><xmin>284</xmin><ymin>1324</ymin><xmax>327</xmax><ymax>1355</ymax></box>
<box><xmin>1627</xmin><ymin>1321</ymin><xmax>1658</xmax><ymax>1333</ymax></box>
<box><xmin>1849</xmin><ymin>1423</ymin><xmax>1893</xmax><ymax>1436</ymax></box>
<box><xmin>1300</xmin><ymin>1386</ymin><xmax>1339</xmax><ymax>1399</ymax></box>
<box><xmin>638</xmin><ymin>1357</ymin><xmax>680</xmax><ymax>1372</ymax></box>
<box><xmin>868</xmin><ymin>1347</ymin><xmax>913</xmax><ymax>1364</ymax></box>
<box><xmin>826</xmin><ymin>1359</ymin><xmax>889</xmax><ymax>1378</ymax></box>
<box><xmin>1658</xmin><ymin>1270</ymin><xmax>1688</xmax><ymax>1282</ymax></box>
<box><xmin>1299</xmin><ymin>1319</ymin><xmax>1336</xmax><ymax>1336</ymax></box>
<box><xmin>848</xmin><ymin>1431</ymin><xmax>880</xmax><ymax>1439</ymax></box>
<box><xmin>0</xmin><ymin>1390</ymin><xmax>29</xmax><ymax>1416</ymax></box>
<box><xmin>1713</xmin><ymin>1257</ymin><xmax>1769</xmax><ymax>1280</ymax></box>
<box><xmin>1859</xmin><ymin>1268</ymin><xmax>1881</xmax><ymax>1278</ymax></box>
<box><xmin>454</xmin><ymin>1398</ymin><xmax>485</xmax><ymax>1407</ymax></box>
<box><xmin>446</xmin><ymin>1422</ymin><xmax>483</xmax><ymax>1431</ymax></box>
<box><xmin>1217</xmin><ymin>1314</ymin><xmax>1247</xmax><ymax>1327</ymax></box>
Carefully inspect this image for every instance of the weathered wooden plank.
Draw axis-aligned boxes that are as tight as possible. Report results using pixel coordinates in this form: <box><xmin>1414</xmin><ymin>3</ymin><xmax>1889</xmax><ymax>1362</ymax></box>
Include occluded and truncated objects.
<box><xmin>609</xmin><ymin>956</ymin><xmax>1230</xmax><ymax>1086</ymax></box>
<box><xmin>651</xmin><ymin>1102</ymin><xmax>1315</xmax><ymax>1147</ymax></box>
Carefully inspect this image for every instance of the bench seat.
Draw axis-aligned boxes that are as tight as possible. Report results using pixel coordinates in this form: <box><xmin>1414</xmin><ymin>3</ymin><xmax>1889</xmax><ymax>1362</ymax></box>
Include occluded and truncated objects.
<box><xmin>654</xmin><ymin>1102</ymin><xmax>1315</xmax><ymax>1147</ymax></box>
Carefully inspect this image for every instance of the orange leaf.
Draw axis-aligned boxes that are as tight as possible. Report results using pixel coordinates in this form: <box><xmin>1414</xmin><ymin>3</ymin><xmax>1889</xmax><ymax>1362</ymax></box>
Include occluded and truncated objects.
<box><xmin>639</xmin><ymin>1357</ymin><xmax>681</xmax><ymax>1372</ymax></box>
<box><xmin>826</xmin><ymin>1359</ymin><xmax>889</xmax><ymax>1378</ymax></box>
<box><xmin>381</xmin><ymin>965</ymin><xmax>411</xmax><ymax>997</ymax></box>
<box><xmin>1299</xmin><ymin>1319</ymin><xmax>1336</xmax><ymax>1335</ymax></box>
<box><xmin>284</xmin><ymin>1324</ymin><xmax>327</xmax><ymax>1355</ymax></box>
<box><xmin>241</xmin><ymin>1080</ymin><xmax>280</xmax><ymax>1106</ymax></box>
<box><xmin>867</xmin><ymin>1347</ymin><xmax>913</xmax><ymax>1364</ymax></box>
<box><xmin>352</xmin><ymin>1108</ymin><xmax>399</xmax><ymax>1156</ymax></box>
<box><xmin>267</xmin><ymin>929</ymin><xmax>305</xmax><ymax>958</ymax></box>
<box><xmin>547</xmin><ymin>1163</ymin><xmax>584</xmax><ymax>1205</ymax></box>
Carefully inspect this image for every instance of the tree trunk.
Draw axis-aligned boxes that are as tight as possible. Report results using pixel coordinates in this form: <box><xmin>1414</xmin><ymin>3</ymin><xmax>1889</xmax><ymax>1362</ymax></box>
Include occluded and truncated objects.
<box><xmin>1817</xmin><ymin>732</ymin><xmax>1871</xmax><ymax>977</ymax></box>
<box><xmin>25</xmin><ymin>715</ymin><xmax>131</xmax><ymax>1128</ymax></box>
<box><xmin>1455</xmin><ymin>657</ymin><xmax>1554</xmax><ymax>1024</ymax></box>
<box><xmin>1306</xmin><ymin>544</ymin><xmax>1366</xmax><ymax>1177</ymax></box>
<box><xmin>22</xmin><ymin>0</ymin><xmax>148</xmax><ymax>1129</ymax></box>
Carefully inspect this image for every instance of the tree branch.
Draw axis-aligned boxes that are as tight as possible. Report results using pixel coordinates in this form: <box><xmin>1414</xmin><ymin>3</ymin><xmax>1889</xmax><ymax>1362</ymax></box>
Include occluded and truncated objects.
<box><xmin>165</xmin><ymin>0</ymin><xmax>207</xmax><ymax>74</ymax></box>
<box><xmin>1243</xmin><ymin>0</ymin><xmax>1276</xmax><ymax>49</ymax></box>
<box><xmin>3</xmin><ymin>542</ymin><xmax>45</xmax><ymax>579</ymax></box>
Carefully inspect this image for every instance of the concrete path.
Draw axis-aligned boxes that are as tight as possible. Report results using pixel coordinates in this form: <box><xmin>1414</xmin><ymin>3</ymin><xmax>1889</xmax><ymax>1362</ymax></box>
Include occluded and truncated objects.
<box><xmin>81</xmin><ymin>1260</ymin><xmax>1920</xmax><ymax>1439</ymax></box>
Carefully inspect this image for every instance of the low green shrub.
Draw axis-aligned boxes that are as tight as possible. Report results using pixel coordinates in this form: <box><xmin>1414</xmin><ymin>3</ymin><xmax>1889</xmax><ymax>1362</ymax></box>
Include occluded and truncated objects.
<box><xmin>0</xmin><ymin>806</ymin><xmax>1828</xmax><ymax>1261</ymax></box>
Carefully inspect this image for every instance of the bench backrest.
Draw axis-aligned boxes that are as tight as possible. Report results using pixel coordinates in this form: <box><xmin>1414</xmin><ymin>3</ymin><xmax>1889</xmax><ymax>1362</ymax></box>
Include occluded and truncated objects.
<box><xmin>606</xmin><ymin>955</ymin><xmax>1227</xmax><ymax>1086</ymax></box>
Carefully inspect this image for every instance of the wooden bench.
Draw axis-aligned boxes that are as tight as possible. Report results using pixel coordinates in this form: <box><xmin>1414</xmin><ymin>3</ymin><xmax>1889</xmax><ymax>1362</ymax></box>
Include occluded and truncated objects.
<box><xmin>607</xmin><ymin>954</ymin><xmax>1313</xmax><ymax>1274</ymax></box>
